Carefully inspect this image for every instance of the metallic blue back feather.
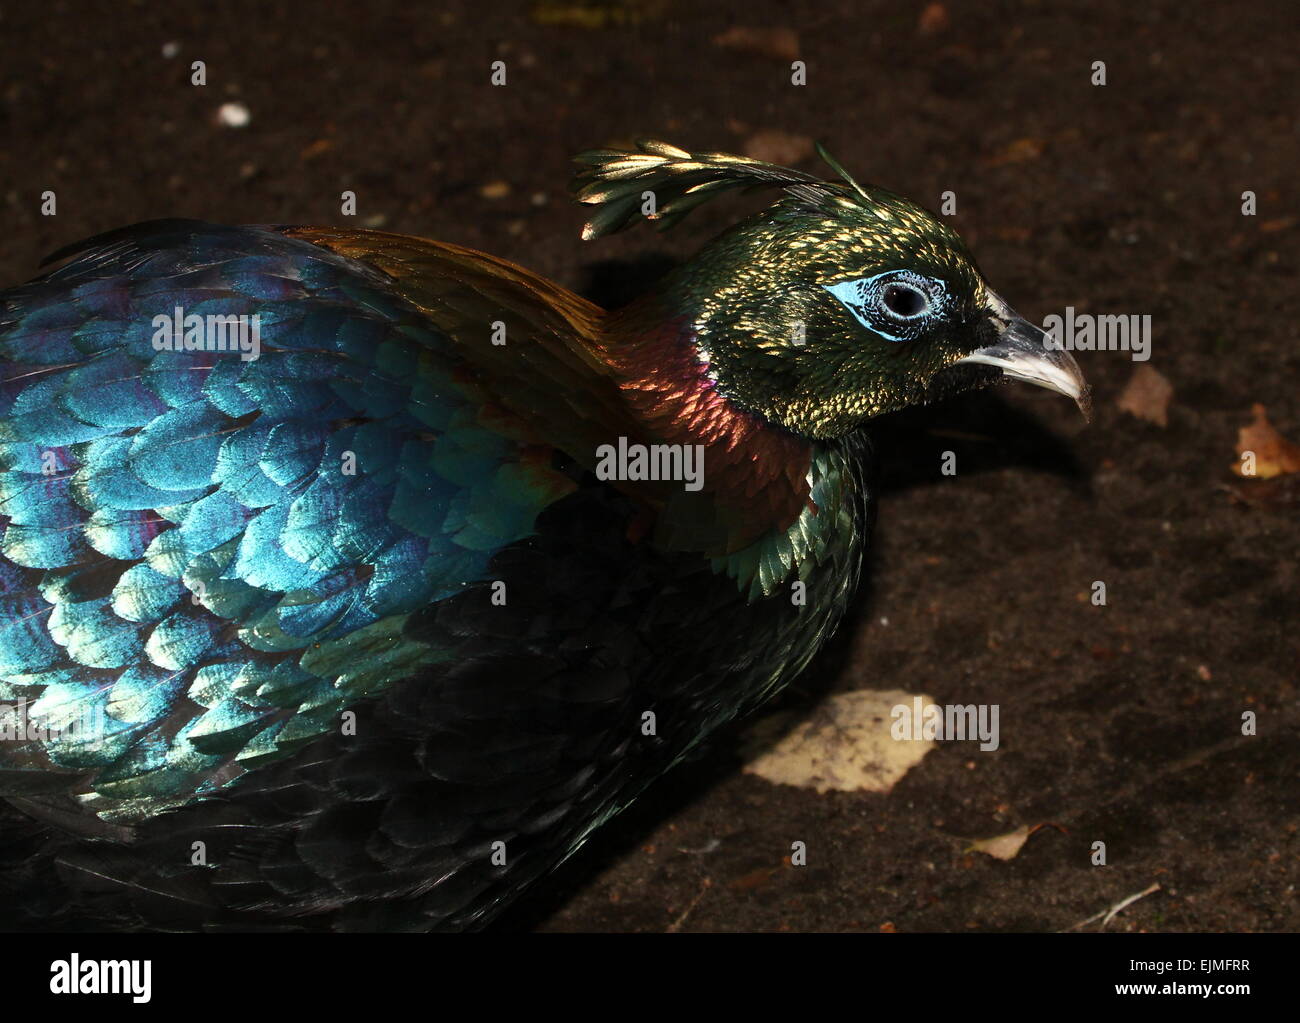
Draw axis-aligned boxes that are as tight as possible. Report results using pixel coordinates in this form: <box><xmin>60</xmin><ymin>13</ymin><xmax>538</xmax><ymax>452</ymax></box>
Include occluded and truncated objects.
<box><xmin>0</xmin><ymin>221</ymin><xmax>555</xmax><ymax>821</ymax></box>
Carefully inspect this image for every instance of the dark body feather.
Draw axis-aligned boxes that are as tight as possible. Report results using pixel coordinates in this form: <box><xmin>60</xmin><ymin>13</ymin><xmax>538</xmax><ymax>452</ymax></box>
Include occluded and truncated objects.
<box><xmin>0</xmin><ymin>219</ymin><xmax>872</xmax><ymax>930</ymax></box>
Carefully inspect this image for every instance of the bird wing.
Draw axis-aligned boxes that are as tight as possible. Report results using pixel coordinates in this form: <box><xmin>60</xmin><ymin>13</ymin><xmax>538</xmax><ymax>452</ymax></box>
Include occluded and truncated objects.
<box><xmin>0</xmin><ymin>219</ymin><xmax>621</xmax><ymax>824</ymax></box>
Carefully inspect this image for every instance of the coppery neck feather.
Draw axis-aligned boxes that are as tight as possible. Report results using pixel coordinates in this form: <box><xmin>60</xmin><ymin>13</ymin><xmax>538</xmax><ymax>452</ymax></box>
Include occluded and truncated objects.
<box><xmin>601</xmin><ymin>293</ymin><xmax>814</xmax><ymax>540</ymax></box>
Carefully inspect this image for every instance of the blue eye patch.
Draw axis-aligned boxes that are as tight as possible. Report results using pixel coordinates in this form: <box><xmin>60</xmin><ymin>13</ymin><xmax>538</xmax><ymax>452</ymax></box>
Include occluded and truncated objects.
<box><xmin>824</xmin><ymin>271</ymin><xmax>945</xmax><ymax>342</ymax></box>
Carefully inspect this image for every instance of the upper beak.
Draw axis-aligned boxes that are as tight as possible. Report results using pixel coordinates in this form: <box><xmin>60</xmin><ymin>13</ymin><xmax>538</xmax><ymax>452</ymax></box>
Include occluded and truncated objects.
<box><xmin>955</xmin><ymin>291</ymin><xmax>1091</xmax><ymax>418</ymax></box>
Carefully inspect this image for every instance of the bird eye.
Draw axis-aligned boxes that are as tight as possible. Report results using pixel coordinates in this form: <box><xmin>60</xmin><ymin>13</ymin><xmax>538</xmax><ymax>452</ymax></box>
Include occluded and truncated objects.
<box><xmin>880</xmin><ymin>282</ymin><xmax>929</xmax><ymax>320</ymax></box>
<box><xmin>823</xmin><ymin>271</ymin><xmax>946</xmax><ymax>342</ymax></box>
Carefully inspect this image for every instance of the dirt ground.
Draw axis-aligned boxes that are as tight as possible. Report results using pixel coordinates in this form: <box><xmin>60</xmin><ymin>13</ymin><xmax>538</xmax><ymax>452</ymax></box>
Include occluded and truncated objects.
<box><xmin>0</xmin><ymin>1</ymin><xmax>1294</xmax><ymax>932</ymax></box>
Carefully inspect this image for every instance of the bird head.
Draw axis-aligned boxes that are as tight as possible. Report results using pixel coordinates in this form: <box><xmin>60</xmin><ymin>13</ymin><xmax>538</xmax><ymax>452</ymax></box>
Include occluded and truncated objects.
<box><xmin>575</xmin><ymin>139</ymin><xmax>1088</xmax><ymax>441</ymax></box>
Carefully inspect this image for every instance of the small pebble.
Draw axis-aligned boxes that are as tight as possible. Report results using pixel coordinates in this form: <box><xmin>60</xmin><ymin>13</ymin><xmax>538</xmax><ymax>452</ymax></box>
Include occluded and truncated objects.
<box><xmin>217</xmin><ymin>102</ymin><xmax>251</xmax><ymax>128</ymax></box>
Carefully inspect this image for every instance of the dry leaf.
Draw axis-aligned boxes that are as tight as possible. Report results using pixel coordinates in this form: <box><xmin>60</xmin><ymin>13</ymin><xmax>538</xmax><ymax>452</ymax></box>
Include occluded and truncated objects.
<box><xmin>1116</xmin><ymin>364</ymin><xmax>1173</xmax><ymax>427</ymax></box>
<box><xmin>966</xmin><ymin>825</ymin><xmax>1031</xmax><ymax>861</ymax></box>
<box><xmin>917</xmin><ymin>3</ymin><xmax>949</xmax><ymax>35</ymax></box>
<box><xmin>742</xmin><ymin>130</ymin><xmax>813</xmax><ymax>166</ymax></box>
<box><xmin>299</xmin><ymin>138</ymin><xmax>335</xmax><ymax>161</ymax></box>
<box><xmin>531</xmin><ymin>0</ymin><xmax>667</xmax><ymax>29</ymax></box>
<box><xmin>727</xmin><ymin>866</ymin><xmax>778</xmax><ymax>892</ymax></box>
<box><xmin>742</xmin><ymin>689</ymin><xmax>934</xmax><ymax>794</ymax></box>
<box><xmin>1232</xmin><ymin>403</ymin><xmax>1300</xmax><ymax>478</ymax></box>
<box><xmin>712</xmin><ymin>26</ymin><xmax>800</xmax><ymax>62</ymax></box>
<box><xmin>982</xmin><ymin>137</ymin><xmax>1045</xmax><ymax>167</ymax></box>
<box><xmin>1259</xmin><ymin>216</ymin><xmax>1295</xmax><ymax>233</ymax></box>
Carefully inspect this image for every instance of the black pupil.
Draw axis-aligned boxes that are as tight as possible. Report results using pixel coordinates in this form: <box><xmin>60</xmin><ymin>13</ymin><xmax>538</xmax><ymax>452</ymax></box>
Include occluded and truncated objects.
<box><xmin>883</xmin><ymin>284</ymin><xmax>926</xmax><ymax>318</ymax></box>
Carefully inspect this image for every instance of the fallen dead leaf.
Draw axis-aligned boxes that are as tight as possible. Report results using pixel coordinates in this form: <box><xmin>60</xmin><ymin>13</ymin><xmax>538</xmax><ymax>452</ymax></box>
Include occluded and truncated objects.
<box><xmin>917</xmin><ymin>3</ymin><xmax>949</xmax><ymax>35</ymax></box>
<box><xmin>741</xmin><ymin>688</ymin><xmax>934</xmax><ymax>794</ymax></box>
<box><xmin>299</xmin><ymin>138</ymin><xmax>335</xmax><ymax>161</ymax></box>
<box><xmin>1116</xmin><ymin>364</ymin><xmax>1173</xmax><ymax>427</ymax></box>
<box><xmin>982</xmin><ymin>137</ymin><xmax>1045</xmax><ymax>167</ymax></box>
<box><xmin>531</xmin><ymin>0</ymin><xmax>667</xmax><ymax>29</ymax></box>
<box><xmin>712</xmin><ymin>26</ymin><xmax>800</xmax><ymax>62</ymax></box>
<box><xmin>1232</xmin><ymin>403</ymin><xmax>1300</xmax><ymax>478</ymax></box>
<box><xmin>965</xmin><ymin>825</ymin><xmax>1031</xmax><ymax>861</ymax></box>
<box><xmin>728</xmin><ymin>866</ymin><xmax>778</xmax><ymax>892</ymax></box>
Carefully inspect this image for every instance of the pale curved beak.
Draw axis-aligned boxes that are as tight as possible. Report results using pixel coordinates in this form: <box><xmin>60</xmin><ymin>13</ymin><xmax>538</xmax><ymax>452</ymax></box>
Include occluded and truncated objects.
<box><xmin>956</xmin><ymin>291</ymin><xmax>1091</xmax><ymax>418</ymax></box>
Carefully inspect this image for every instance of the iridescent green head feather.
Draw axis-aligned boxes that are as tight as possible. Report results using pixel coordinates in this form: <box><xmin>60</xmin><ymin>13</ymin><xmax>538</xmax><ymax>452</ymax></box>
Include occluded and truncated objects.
<box><xmin>575</xmin><ymin>139</ymin><xmax>1088</xmax><ymax>440</ymax></box>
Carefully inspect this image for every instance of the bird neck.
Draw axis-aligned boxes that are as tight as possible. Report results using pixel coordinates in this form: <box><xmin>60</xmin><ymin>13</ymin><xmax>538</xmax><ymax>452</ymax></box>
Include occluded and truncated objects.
<box><xmin>598</xmin><ymin>290</ymin><xmax>816</xmax><ymax>546</ymax></box>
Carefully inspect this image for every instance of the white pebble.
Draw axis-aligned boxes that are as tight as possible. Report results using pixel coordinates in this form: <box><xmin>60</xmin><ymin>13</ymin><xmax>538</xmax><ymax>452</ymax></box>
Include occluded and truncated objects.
<box><xmin>217</xmin><ymin>102</ymin><xmax>250</xmax><ymax>128</ymax></box>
